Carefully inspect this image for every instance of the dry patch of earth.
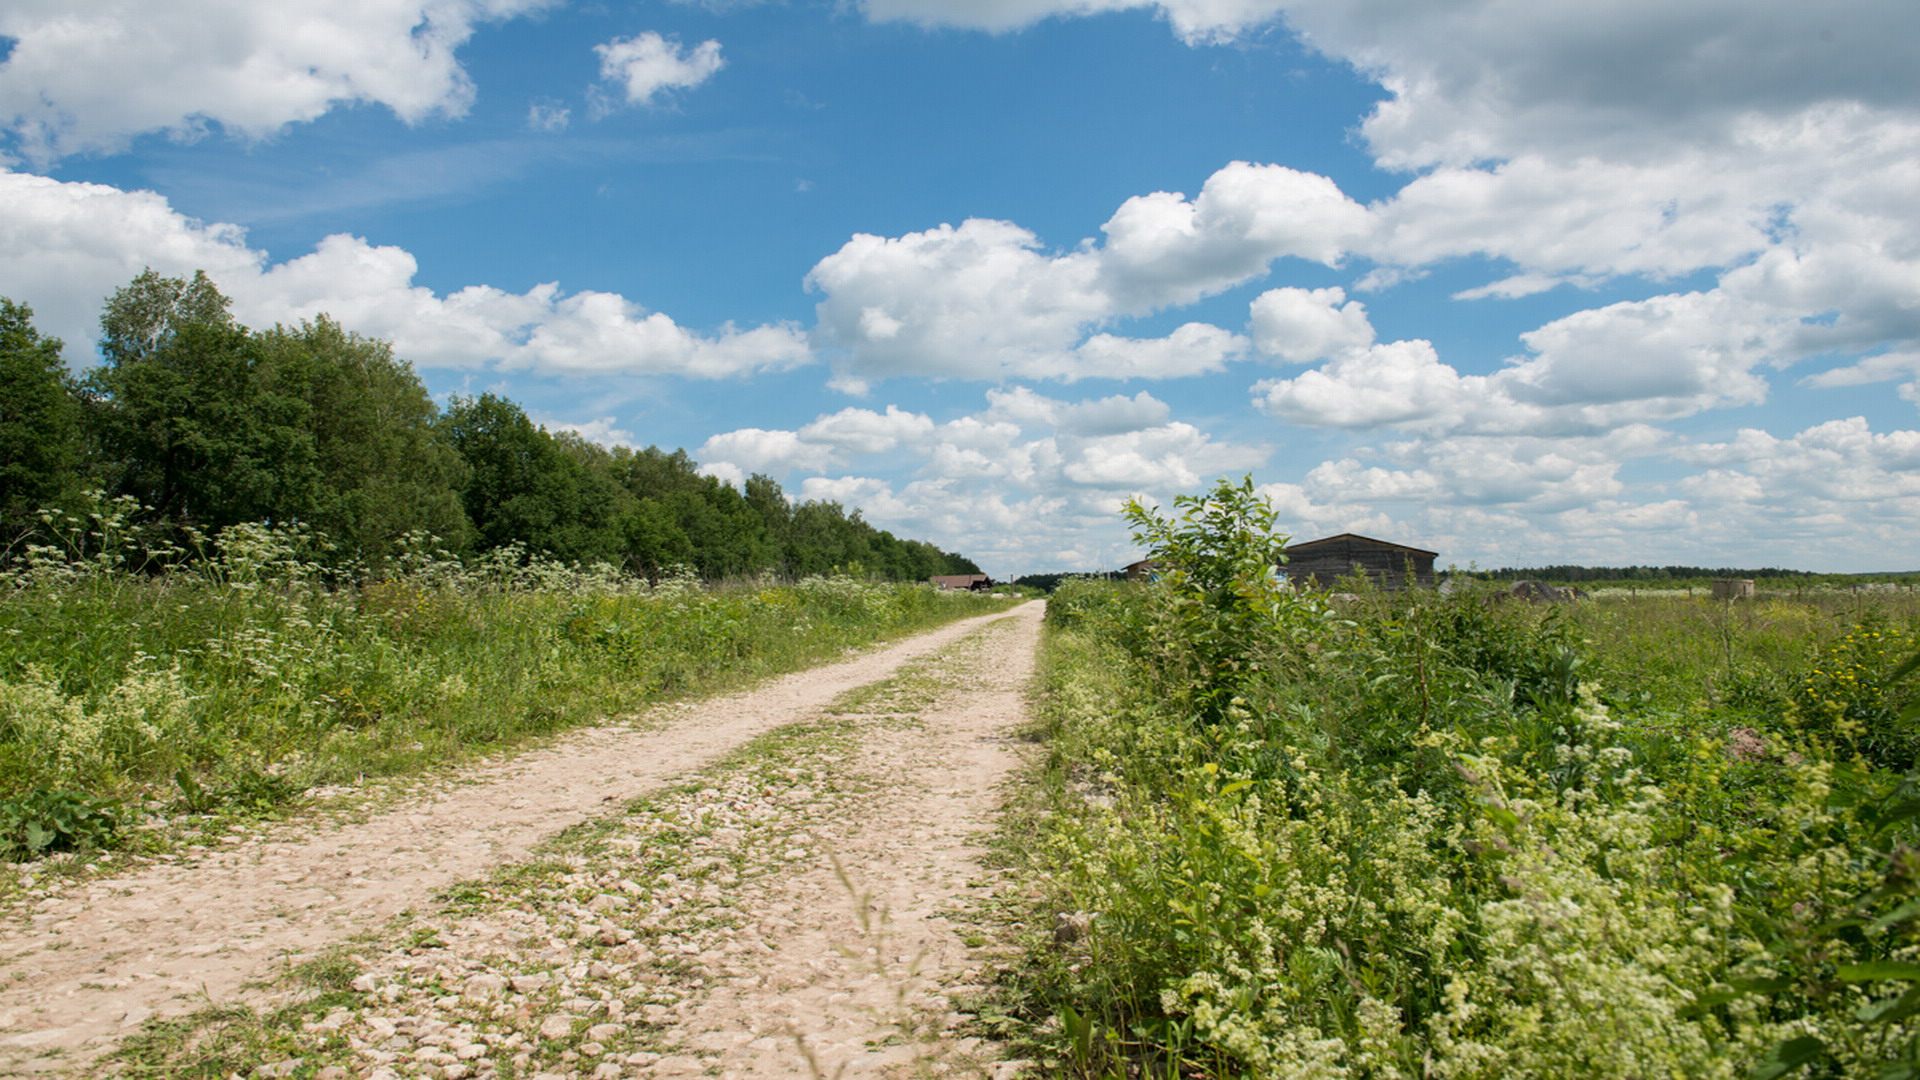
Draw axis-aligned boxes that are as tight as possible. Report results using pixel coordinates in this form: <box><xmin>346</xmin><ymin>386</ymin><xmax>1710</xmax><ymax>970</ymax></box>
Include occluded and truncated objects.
<box><xmin>0</xmin><ymin>602</ymin><xmax>1044</xmax><ymax>1078</ymax></box>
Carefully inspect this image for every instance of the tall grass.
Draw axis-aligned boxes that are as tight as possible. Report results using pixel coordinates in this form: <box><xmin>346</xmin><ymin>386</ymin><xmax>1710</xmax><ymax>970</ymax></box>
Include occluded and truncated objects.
<box><xmin>997</xmin><ymin>484</ymin><xmax>1920</xmax><ymax>1079</ymax></box>
<box><xmin>0</xmin><ymin>511</ymin><xmax>1010</xmax><ymax>848</ymax></box>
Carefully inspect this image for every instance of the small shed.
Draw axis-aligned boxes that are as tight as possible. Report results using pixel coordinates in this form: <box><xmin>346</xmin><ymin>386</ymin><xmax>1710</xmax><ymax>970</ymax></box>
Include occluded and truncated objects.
<box><xmin>1712</xmin><ymin>578</ymin><xmax>1756</xmax><ymax>601</ymax></box>
<box><xmin>930</xmin><ymin>574</ymin><xmax>992</xmax><ymax>591</ymax></box>
<box><xmin>1282</xmin><ymin>533</ymin><xmax>1437</xmax><ymax>592</ymax></box>
<box><xmin>1123</xmin><ymin>558</ymin><xmax>1158</xmax><ymax>581</ymax></box>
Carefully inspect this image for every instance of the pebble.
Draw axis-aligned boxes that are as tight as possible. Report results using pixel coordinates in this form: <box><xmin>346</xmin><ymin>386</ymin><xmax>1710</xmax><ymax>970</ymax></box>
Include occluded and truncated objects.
<box><xmin>464</xmin><ymin>973</ymin><xmax>507</xmax><ymax>998</ymax></box>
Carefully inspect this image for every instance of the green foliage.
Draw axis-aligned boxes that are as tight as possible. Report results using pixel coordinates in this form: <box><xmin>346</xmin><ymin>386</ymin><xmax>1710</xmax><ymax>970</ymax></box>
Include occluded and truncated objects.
<box><xmin>0</xmin><ymin>788</ymin><xmax>124</xmax><ymax>858</ymax></box>
<box><xmin>1000</xmin><ymin>482</ymin><xmax>1920</xmax><ymax>1079</ymax></box>
<box><xmin>1015</xmin><ymin>571</ymin><xmax>1126</xmax><ymax>593</ymax></box>
<box><xmin>1121</xmin><ymin>475</ymin><xmax>1317</xmax><ymax>726</ymax></box>
<box><xmin>172</xmin><ymin>766</ymin><xmax>301</xmax><ymax>815</ymax></box>
<box><xmin>0</xmin><ymin>298</ymin><xmax>82</xmax><ymax>540</ymax></box>
<box><xmin>254</xmin><ymin>316</ymin><xmax>472</xmax><ymax>561</ymax></box>
<box><xmin>1791</xmin><ymin>621</ymin><xmax>1917</xmax><ymax>769</ymax></box>
<box><xmin>86</xmin><ymin>272</ymin><xmax>322</xmax><ymax>534</ymax></box>
<box><xmin>10</xmin><ymin>271</ymin><xmax>980</xmax><ymax>582</ymax></box>
<box><xmin>440</xmin><ymin>393</ymin><xmax>629</xmax><ymax>564</ymax></box>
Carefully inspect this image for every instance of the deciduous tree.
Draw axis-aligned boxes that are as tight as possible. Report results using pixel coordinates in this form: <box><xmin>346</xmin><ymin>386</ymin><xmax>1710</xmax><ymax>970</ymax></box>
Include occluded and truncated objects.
<box><xmin>0</xmin><ymin>298</ymin><xmax>82</xmax><ymax>538</ymax></box>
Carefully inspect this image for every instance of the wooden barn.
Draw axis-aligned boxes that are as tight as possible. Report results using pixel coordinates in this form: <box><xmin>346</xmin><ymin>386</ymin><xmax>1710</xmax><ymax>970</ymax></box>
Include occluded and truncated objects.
<box><xmin>1282</xmin><ymin>533</ymin><xmax>1437</xmax><ymax>592</ymax></box>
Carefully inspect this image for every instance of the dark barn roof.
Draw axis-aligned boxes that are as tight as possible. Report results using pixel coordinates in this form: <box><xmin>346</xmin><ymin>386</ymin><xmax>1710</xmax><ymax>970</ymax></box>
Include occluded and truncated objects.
<box><xmin>1283</xmin><ymin>533</ymin><xmax>1438</xmax><ymax>591</ymax></box>
<box><xmin>1286</xmin><ymin>533</ymin><xmax>1437</xmax><ymax>559</ymax></box>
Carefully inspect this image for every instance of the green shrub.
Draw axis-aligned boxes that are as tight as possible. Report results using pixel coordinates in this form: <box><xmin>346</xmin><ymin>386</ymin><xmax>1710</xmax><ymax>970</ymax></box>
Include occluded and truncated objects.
<box><xmin>0</xmin><ymin>788</ymin><xmax>125</xmax><ymax>859</ymax></box>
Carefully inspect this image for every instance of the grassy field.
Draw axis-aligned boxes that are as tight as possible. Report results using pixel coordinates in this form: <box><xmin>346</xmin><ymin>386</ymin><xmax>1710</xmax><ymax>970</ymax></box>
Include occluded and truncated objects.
<box><xmin>989</xmin><ymin>497</ymin><xmax>1920</xmax><ymax>1078</ymax></box>
<box><xmin>0</xmin><ymin>522</ymin><xmax>1013</xmax><ymax>863</ymax></box>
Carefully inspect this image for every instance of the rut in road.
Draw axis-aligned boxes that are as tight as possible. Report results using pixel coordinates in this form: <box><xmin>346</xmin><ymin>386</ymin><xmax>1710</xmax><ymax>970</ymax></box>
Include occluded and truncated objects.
<box><xmin>0</xmin><ymin>603</ymin><xmax>1043</xmax><ymax>1077</ymax></box>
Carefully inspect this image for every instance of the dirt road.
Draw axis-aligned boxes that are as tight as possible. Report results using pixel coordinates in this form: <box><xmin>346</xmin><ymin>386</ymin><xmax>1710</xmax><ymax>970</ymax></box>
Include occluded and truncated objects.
<box><xmin>0</xmin><ymin>602</ymin><xmax>1043</xmax><ymax>1077</ymax></box>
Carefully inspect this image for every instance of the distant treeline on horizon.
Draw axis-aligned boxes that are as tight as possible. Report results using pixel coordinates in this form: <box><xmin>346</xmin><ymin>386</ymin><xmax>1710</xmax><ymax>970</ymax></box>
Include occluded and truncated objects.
<box><xmin>1009</xmin><ymin>565</ymin><xmax>1919</xmax><ymax>594</ymax></box>
<box><xmin>1472</xmin><ymin>565</ymin><xmax>1920</xmax><ymax>585</ymax></box>
<box><xmin>0</xmin><ymin>271</ymin><xmax>981</xmax><ymax>583</ymax></box>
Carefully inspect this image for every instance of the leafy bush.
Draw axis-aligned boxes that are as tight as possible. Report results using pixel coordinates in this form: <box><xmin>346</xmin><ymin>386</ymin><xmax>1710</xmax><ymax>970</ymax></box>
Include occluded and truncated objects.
<box><xmin>1792</xmin><ymin>621</ymin><xmax>1917</xmax><ymax>769</ymax></box>
<box><xmin>0</xmin><ymin>788</ymin><xmax>124</xmax><ymax>859</ymax></box>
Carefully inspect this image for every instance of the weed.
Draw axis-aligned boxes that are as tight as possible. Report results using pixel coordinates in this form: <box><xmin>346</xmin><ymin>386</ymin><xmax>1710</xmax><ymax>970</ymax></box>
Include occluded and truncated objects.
<box><xmin>0</xmin><ymin>788</ymin><xmax>124</xmax><ymax>858</ymax></box>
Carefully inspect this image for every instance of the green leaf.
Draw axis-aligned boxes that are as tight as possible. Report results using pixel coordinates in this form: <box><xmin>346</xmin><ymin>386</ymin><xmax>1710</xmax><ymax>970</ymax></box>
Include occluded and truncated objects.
<box><xmin>1218</xmin><ymin>780</ymin><xmax>1253</xmax><ymax>797</ymax></box>
<box><xmin>1752</xmin><ymin>1035</ymin><xmax>1826</xmax><ymax>1080</ymax></box>
<box><xmin>1873</xmin><ymin>798</ymin><xmax>1920</xmax><ymax>830</ymax></box>
<box><xmin>1837</xmin><ymin>961</ymin><xmax>1920</xmax><ymax>983</ymax></box>
<box><xmin>1891</xmin><ymin>651</ymin><xmax>1920</xmax><ymax>684</ymax></box>
<box><xmin>1483</xmin><ymin>805</ymin><xmax>1520</xmax><ymax>835</ymax></box>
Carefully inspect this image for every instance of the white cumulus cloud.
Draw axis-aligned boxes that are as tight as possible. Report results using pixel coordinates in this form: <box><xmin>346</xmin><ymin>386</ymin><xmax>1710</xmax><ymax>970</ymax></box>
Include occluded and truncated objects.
<box><xmin>594</xmin><ymin>32</ymin><xmax>725</xmax><ymax>107</ymax></box>
<box><xmin>1248</xmin><ymin>286</ymin><xmax>1373</xmax><ymax>364</ymax></box>
<box><xmin>0</xmin><ymin>169</ymin><xmax>810</xmax><ymax>379</ymax></box>
<box><xmin>807</xmin><ymin>161</ymin><xmax>1360</xmax><ymax>388</ymax></box>
<box><xmin>0</xmin><ymin>0</ymin><xmax>552</xmax><ymax>161</ymax></box>
<box><xmin>859</xmin><ymin>0</ymin><xmax>1291</xmax><ymax>44</ymax></box>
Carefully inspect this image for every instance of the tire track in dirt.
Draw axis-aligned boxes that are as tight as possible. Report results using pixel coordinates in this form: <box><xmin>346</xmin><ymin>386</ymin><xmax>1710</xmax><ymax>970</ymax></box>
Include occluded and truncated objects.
<box><xmin>652</xmin><ymin>595</ymin><xmax>1041</xmax><ymax>1078</ymax></box>
<box><xmin>0</xmin><ymin>604</ymin><xmax>1036</xmax><ymax>1076</ymax></box>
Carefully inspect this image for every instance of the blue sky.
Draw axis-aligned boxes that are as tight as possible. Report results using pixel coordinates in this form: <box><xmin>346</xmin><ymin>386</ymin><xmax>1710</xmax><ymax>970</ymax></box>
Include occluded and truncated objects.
<box><xmin>3</xmin><ymin>1</ymin><xmax>1917</xmax><ymax>577</ymax></box>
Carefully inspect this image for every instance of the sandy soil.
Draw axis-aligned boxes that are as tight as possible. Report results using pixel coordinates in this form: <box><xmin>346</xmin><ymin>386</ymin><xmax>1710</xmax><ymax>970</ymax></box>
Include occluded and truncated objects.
<box><xmin>0</xmin><ymin>602</ymin><xmax>1043</xmax><ymax>1077</ymax></box>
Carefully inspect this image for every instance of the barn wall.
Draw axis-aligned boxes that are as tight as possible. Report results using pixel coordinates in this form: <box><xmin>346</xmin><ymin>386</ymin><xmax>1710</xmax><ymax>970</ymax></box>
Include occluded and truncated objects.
<box><xmin>1284</xmin><ymin>538</ymin><xmax>1435</xmax><ymax>591</ymax></box>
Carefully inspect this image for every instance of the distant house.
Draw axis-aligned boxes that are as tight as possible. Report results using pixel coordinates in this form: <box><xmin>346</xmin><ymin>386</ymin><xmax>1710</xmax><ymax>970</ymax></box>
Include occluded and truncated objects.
<box><xmin>1712</xmin><ymin>578</ymin><xmax>1756</xmax><ymax>601</ymax></box>
<box><xmin>1123</xmin><ymin>558</ymin><xmax>1158</xmax><ymax>581</ymax></box>
<box><xmin>930</xmin><ymin>574</ymin><xmax>992</xmax><ymax>591</ymax></box>
<box><xmin>1282</xmin><ymin>533</ymin><xmax>1437</xmax><ymax>592</ymax></box>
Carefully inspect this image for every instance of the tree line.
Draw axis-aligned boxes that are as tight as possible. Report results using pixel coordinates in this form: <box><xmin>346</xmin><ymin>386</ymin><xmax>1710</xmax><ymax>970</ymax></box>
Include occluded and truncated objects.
<box><xmin>1475</xmin><ymin>565</ymin><xmax>1917</xmax><ymax>585</ymax></box>
<box><xmin>0</xmin><ymin>271</ymin><xmax>981</xmax><ymax>582</ymax></box>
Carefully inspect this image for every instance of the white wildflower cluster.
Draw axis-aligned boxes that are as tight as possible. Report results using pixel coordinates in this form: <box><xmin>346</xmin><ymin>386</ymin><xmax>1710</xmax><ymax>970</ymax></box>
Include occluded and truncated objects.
<box><xmin>0</xmin><ymin>658</ymin><xmax>195</xmax><ymax>781</ymax></box>
<box><xmin>1426</xmin><ymin>754</ymin><xmax>1765</xmax><ymax>1078</ymax></box>
<box><xmin>209</xmin><ymin>521</ymin><xmax>331</xmax><ymax>589</ymax></box>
